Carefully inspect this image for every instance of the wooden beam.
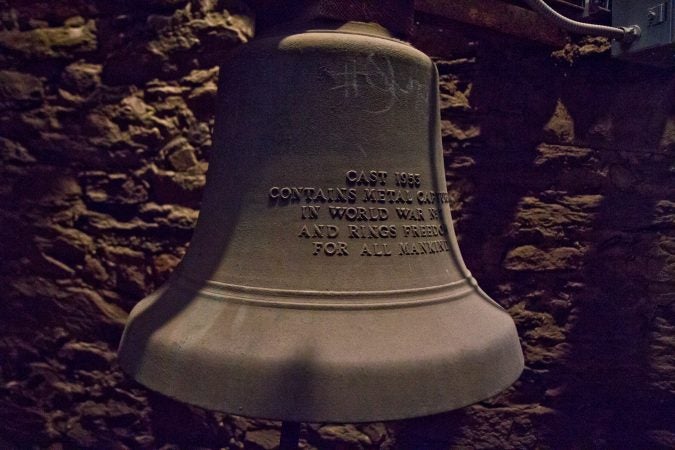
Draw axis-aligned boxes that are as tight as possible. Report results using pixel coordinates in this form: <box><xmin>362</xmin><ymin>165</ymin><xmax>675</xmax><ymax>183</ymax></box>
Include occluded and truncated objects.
<box><xmin>415</xmin><ymin>0</ymin><xmax>568</xmax><ymax>47</ymax></box>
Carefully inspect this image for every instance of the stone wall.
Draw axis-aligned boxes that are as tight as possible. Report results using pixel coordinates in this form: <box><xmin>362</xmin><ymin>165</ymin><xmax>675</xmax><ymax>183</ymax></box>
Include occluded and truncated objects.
<box><xmin>404</xmin><ymin>19</ymin><xmax>675</xmax><ymax>449</ymax></box>
<box><xmin>0</xmin><ymin>1</ymin><xmax>673</xmax><ymax>448</ymax></box>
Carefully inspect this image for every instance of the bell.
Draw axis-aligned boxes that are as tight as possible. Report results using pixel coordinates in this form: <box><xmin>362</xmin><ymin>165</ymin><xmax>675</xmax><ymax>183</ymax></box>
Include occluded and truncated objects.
<box><xmin>118</xmin><ymin>5</ymin><xmax>523</xmax><ymax>423</ymax></box>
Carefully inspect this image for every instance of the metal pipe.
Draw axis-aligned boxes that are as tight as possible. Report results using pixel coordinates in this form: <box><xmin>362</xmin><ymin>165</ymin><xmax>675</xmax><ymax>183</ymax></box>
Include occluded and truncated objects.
<box><xmin>522</xmin><ymin>0</ymin><xmax>641</xmax><ymax>43</ymax></box>
<box><xmin>279</xmin><ymin>421</ymin><xmax>301</xmax><ymax>450</ymax></box>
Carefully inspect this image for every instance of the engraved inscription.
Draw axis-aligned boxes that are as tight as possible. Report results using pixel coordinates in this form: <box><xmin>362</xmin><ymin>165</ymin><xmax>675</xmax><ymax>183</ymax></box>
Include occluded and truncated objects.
<box><xmin>268</xmin><ymin>169</ymin><xmax>452</xmax><ymax>257</ymax></box>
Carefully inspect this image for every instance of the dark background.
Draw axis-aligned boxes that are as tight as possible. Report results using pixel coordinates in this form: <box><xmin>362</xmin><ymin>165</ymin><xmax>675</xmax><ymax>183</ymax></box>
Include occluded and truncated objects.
<box><xmin>0</xmin><ymin>0</ymin><xmax>673</xmax><ymax>448</ymax></box>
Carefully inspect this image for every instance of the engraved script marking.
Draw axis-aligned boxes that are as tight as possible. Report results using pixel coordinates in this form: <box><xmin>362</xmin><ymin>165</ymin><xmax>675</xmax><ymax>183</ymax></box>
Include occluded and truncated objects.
<box><xmin>329</xmin><ymin>60</ymin><xmax>363</xmax><ymax>98</ymax></box>
<box><xmin>325</xmin><ymin>54</ymin><xmax>429</xmax><ymax>114</ymax></box>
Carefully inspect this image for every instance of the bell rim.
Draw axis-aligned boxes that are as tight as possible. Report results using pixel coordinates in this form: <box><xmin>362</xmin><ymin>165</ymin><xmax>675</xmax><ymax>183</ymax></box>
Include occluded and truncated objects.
<box><xmin>118</xmin><ymin>283</ymin><xmax>524</xmax><ymax>422</ymax></box>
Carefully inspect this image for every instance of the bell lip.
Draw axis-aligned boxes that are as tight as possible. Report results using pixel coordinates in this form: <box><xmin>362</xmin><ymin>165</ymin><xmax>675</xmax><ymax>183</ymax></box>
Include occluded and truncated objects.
<box><xmin>128</xmin><ymin>365</ymin><xmax>523</xmax><ymax>424</ymax></box>
<box><xmin>118</xmin><ymin>283</ymin><xmax>524</xmax><ymax>423</ymax></box>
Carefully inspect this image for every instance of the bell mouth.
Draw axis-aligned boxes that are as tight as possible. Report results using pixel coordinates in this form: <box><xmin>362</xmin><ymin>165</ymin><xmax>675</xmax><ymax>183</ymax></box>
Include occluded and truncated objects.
<box><xmin>118</xmin><ymin>279</ymin><xmax>523</xmax><ymax>422</ymax></box>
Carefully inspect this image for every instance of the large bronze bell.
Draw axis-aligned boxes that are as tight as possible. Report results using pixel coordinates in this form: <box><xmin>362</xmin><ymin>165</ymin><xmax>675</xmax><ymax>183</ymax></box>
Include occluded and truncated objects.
<box><xmin>118</xmin><ymin>9</ymin><xmax>523</xmax><ymax>423</ymax></box>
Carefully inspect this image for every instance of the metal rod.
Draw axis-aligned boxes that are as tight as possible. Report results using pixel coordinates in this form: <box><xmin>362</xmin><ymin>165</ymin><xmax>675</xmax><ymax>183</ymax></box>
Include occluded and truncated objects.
<box><xmin>523</xmin><ymin>0</ymin><xmax>641</xmax><ymax>43</ymax></box>
<box><xmin>279</xmin><ymin>421</ymin><xmax>301</xmax><ymax>450</ymax></box>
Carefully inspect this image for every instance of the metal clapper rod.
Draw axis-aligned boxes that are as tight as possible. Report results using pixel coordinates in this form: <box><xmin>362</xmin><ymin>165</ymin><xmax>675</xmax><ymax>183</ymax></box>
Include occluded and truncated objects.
<box><xmin>279</xmin><ymin>421</ymin><xmax>301</xmax><ymax>450</ymax></box>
